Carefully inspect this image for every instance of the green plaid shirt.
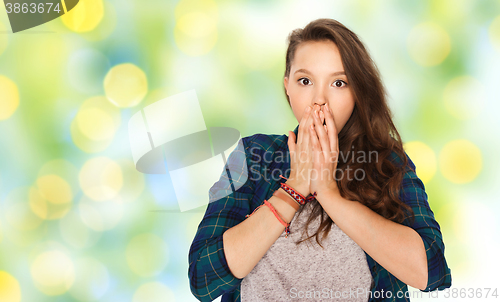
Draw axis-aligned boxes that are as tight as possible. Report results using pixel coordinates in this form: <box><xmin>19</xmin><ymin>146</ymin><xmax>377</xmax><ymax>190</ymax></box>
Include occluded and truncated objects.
<box><xmin>188</xmin><ymin>124</ymin><xmax>452</xmax><ymax>301</ymax></box>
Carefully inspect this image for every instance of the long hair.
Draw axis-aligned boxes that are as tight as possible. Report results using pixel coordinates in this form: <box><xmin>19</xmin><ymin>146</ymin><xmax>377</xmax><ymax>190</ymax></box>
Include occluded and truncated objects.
<box><xmin>283</xmin><ymin>18</ymin><xmax>415</xmax><ymax>247</ymax></box>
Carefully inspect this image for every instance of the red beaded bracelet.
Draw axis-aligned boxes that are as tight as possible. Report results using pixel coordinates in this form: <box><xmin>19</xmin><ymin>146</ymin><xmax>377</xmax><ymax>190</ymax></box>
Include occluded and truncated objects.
<box><xmin>279</xmin><ymin>174</ymin><xmax>317</xmax><ymax>205</ymax></box>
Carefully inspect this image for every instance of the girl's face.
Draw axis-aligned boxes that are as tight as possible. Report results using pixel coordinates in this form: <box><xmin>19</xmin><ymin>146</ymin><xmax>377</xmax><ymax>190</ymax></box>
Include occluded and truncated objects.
<box><xmin>284</xmin><ymin>40</ymin><xmax>355</xmax><ymax>134</ymax></box>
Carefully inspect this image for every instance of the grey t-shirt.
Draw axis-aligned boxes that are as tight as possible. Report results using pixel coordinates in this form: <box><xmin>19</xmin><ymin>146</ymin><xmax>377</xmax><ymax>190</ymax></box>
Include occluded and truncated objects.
<box><xmin>241</xmin><ymin>201</ymin><xmax>374</xmax><ymax>301</ymax></box>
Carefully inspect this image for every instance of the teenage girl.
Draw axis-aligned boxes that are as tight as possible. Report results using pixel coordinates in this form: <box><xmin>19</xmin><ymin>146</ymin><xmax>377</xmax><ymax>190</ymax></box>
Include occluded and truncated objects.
<box><xmin>189</xmin><ymin>18</ymin><xmax>451</xmax><ymax>302</ymax></box>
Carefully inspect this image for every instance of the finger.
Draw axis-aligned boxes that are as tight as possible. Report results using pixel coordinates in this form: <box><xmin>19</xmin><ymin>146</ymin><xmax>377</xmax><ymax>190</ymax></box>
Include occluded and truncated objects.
<box><xmin>301</xmin><ymin>105</ymin><xmax>316</xmax><ymax>160</ymax></box>
<box><xmin>324</xmin><ymin>103</ymin><xmax>338</xmax><ymax>154</ymax></box>
<box><xmin>312</xmin><ymin>107</ymin><xmax>331</xmax><ymax>161</ymax></box>
<box><xmin>308</xmin><ymin>105</ymin><xmax>322</xmax><ymax>143</ymax></box>
<box><xmin>298</xmin><ymin>105</ymin><xmax>312</xmax><ymax>146</ymax></box>
<box><xmin>288</xmin><ymin>131</ymin><xmax>296</xmax><ymax>153</ymax></box>
<box><xmin>309</xmin><ymin>124</ymin><xmax>321</xmax><ymax>166</ymax></box>
<box><xmin>295</xmin><ymin>106</ymin><xmax>310</xmax><ymax>166</ymax></box>
<box><xmin>295</xmin><ymin>106</ymin><xmax>312</xmax><ymax>162</ymax></box>
<box><xmin>287</xmin><ymin>130</ymin><xmax>296</xmax><ymax>164</ymax></box>
<box><xmin>319</xmin><ymin>110</ymin><xmax>325</xmax><ymax>126</ymax></box>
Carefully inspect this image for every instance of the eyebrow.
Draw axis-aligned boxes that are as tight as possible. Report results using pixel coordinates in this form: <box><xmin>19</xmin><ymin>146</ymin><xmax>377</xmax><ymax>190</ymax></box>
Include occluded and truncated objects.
<box><xmin>294</xmin><ymin>69</ymin><xmax>346</xmax><ymax>77</ymax></box>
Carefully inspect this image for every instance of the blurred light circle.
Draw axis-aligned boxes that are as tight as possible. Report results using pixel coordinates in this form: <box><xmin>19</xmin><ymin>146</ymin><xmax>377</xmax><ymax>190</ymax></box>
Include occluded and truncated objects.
<box><xmin>61</xmin><ymin>0</ymin><xmax>104</xmax><ymax>32</ymax></box>
<box><xmin>117</xmin><ymin>159</ymin><xmax>145</xmax><ymax>203</ymax></box>
<box><xmin>29</xmin><ymin>186</ymin><xmax>72</xmax><ymax>220</ymax></box>
<box><xmin>36</xmin><ymin>174</ymin><xmax>73</xmax><ymax>205</ymax></box>
<box><xmin>80</xmin><ymin>0</ymin><xmax>117</xmax><ymax>42</ymax></box>
<box><xmin>79</xmin><ymin>157</ymin><xmax>123</xmax><ymax>201</ymax></box>
<box><xmin>59</xmin><ymin>211</ymin><xmax>101</xmax><ymax>249</ymax></box>
<box><xmin>104</xmin><ymin>63</ymin><xmax>148</xmax><ymax>108</ymax></box>
<box><xmin>37</xmin><ymin>159</ymin><xmax>80</xmax><ymax>194</ymax></box>
<box><xmin>407</xmin><ymin>22</ymin><xmax>451</xmax><ymax>66</ymax></box>
<box><xmin>69</xmin><ymin>257</ymin><xmax>109</xmax><ymax>302</ymax></box>
<box><xmin>489</xmin><ymin>15</ymin><xmax>500</xmax><ymax>53</ymax></box>
<box><xmin>403</xmin><ymin>141</ymin><xmax>437</xmax><ymax>184</ymax></box>
<box><xmin>0</xmin><ymin>271</ymin><xmax>21</xmax><ymax>302</ymax></box>
<box><xmin>31</xmin><ymin>250</ymin><xmax>75</xmax><ymax>296</ymax></box>
<box><xmin>71</xmin><ymin>120</ymin><xmax>112</xmax><ymax>153</ymax></box>
<box><xmin>439</xmin><ymin>139</ymin><xmax>482</xmax><ymax>184</ymax></box>
<box><xmin>0</xmin><ymin>75</ymin><xmax>20</xmax><ymax>120</ymax></box>
<box><xmin>174</xmin><ymin>0</ymin><xmax>218</xmax><ymax>56</ymax></box>
<box><xmin>78</xmin><ymin>195</ymin><xmax>123</xmax><ymax>231</ymax></box>
<box><xmin>75</xmin><ymin>96</ymin><xmax>121</xmax><ymax>136</ymax></box>
<box><xmin>0</xmin><ymin>22</ymin><xmax>8</xmax><ymax>56</ymax></box>
<box><xmin>126</xmin><ymin>234</ymin><xmax>169</xmax><ymax>277</ymax></box>
<box><xmin>71</xmin><ymin>96</ymin><xmax>121</xmax><ymax>153</ymax></box>
<box><xmin>178</xmin><ymin>11</ymin><xmax>216</xmax><ymax>38</ymax></box>
<box><xmin>76</xmin><ymin>107</ymin><xmax>115</xmax><ymax>140</ymax></box>
<box><xmin>132</xmin><ymin>282</ymin><xmax>175</xmax><ymax>302</ymax></box>
<box><xmin>174</xmin><ymin>11</ymin><xmax>218</xmax><ymax>56</ymax></box>
<box><xmin>67</xmin><ymin>48</ymin><xmax>110</xmax><ymax>94</ymax></box>
<box><xmin>174</xmin><ymin>0</ymin><xmax>218</xmax><ymax>18</ymax></box>
<box><xmin>28</xmin><ymin>174</ymin><xmax>73</xmax><ymax>220</ymax></box>
<box><xmin>443</xmin><ymin>76</ymin><xmax>485</xmax><ymax>120</ymax></box>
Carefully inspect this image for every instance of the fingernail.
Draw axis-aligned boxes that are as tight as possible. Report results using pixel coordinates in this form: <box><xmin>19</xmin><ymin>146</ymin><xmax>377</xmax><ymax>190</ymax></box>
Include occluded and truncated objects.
<box><xmin>306</xmin><ymin>106</ymin><xmax>311</xmax><ymax>112</ymax></box>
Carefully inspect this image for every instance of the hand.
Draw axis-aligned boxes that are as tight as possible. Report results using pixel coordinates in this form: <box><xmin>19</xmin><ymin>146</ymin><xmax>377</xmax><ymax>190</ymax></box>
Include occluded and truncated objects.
<box><xmin>308</xmin><ymin>102</ymin><xmax>339</xmax><ymax>197</ymax></box>
<box><xmin>286</xmin><ymin>105</ymin><xmax>315</xmax><ymax>197</ymax></box>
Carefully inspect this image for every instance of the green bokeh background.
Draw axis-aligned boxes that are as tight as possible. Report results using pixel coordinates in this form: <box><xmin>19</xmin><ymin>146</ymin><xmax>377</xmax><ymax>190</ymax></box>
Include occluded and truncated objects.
<box><xmin>1</xmin><ymin>0</ymin><xmax>499</xmax><ymax>301</ymax></box>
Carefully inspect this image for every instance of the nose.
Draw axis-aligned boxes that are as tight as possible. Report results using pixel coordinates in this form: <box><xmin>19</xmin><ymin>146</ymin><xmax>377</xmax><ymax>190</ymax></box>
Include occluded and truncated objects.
<box><xmin>312</xmin><ymin>103</ymin><xmax>326</xmax><ymax>112</ymax></box>
<box><xmin>312</xmin><ymin>90</ymin><xmax>328</xmax><ymax>112</ymax></box>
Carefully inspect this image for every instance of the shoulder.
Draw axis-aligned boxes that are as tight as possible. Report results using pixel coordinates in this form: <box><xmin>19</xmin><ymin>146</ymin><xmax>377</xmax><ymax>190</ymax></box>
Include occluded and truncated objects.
<box><xmin>387</xmin><ymin>149</ymin><xmax>417</xmax><ymax>176</ymax></box>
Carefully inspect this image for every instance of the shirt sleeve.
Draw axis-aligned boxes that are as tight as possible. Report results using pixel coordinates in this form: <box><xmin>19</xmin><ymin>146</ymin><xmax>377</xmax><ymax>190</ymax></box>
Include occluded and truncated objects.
<box><xmin>188</xmin><ymin>136</ymin><xmax>256</xmax><ymax>302</ymax></box>
<box><xmin>399</xmin><ymin>153</ymin><xmax>452</xmax><ymax>292</ymax></box>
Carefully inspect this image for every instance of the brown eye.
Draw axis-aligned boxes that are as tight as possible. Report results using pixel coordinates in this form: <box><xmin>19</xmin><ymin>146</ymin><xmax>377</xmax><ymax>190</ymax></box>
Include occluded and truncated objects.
<box><xmin>334</xmin><ymin>80</ymin><xmax>347</xmax><ymax>88</ymax></box>
<box><xmin>298</xmin><ymin>78</ymin><xmax>311</xmax><ymax>85</ymax></box>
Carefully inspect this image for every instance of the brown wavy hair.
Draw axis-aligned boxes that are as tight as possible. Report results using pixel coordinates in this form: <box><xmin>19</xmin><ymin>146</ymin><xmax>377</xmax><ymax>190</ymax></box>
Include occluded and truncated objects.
<box><xmin>283</xmin><ymin>18</ymin><xmax>415</xmax><ymax>248</ymax></box>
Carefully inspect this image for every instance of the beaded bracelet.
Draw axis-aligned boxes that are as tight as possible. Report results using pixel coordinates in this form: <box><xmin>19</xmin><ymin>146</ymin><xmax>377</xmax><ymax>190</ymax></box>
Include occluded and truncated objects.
<box><xmin>273</xmin><ymin>188</ymin><xmax>300</xmax><ymax>211</ymax></box>
<box><xmin>245</xmin><ymin>199</ymin><xmax>291</xmax><ymax>238</ymax></box>
<box><xmin>279</xmin><ymin>174</ymin><xmax>317</xmax><ymax>205</ymax></box>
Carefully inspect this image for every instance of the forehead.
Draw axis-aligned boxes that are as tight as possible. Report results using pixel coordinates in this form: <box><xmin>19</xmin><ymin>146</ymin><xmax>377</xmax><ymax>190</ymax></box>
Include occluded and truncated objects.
<box><xmin>291</xmin><ymin>40</ymin><xmax>344</xmax><ymax>73</ymax></box>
